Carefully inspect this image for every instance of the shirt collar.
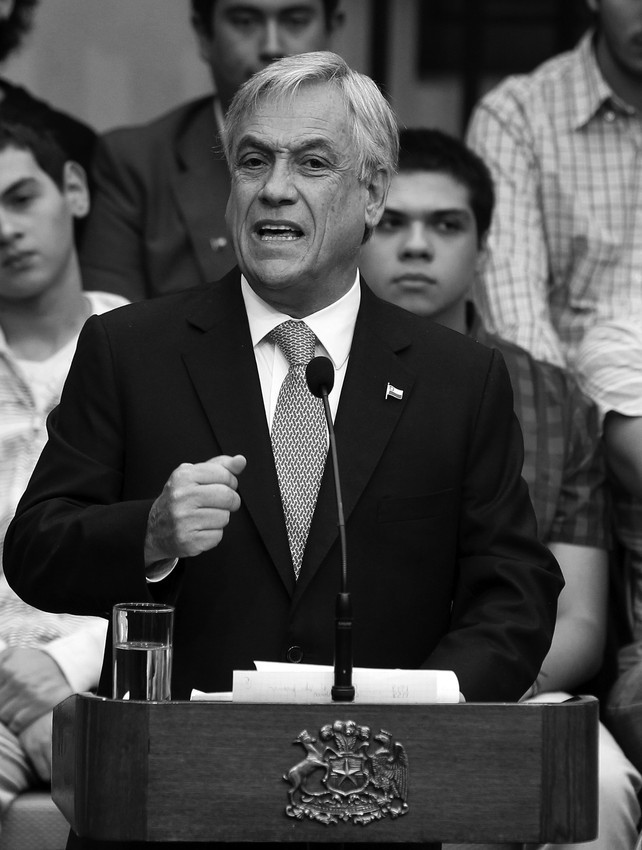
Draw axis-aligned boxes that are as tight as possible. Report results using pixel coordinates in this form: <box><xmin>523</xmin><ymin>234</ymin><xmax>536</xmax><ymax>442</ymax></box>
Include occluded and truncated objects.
<box><xmin>570</xmin><ymin>30</ymin><xmax>636</xmax><ymax>129</ymax></box>
<box><xmin>241</xmin><ymin>272</ymin><xmax>361</xmax><ymax>371</ymax></box>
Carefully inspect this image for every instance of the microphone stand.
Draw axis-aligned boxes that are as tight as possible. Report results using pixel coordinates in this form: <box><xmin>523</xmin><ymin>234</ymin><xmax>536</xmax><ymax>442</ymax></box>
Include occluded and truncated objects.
<box><xmin>318</xmin><ymin>388</ymin><xmax>355</xmax><ymax>703</ymax></box>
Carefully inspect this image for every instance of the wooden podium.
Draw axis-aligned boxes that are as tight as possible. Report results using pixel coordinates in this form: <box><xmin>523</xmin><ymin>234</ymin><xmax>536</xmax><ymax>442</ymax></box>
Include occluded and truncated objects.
<box><xmin>52</xmin><ymin>694</ymin><xmax>598</xmax><ymax>845</ymax></box>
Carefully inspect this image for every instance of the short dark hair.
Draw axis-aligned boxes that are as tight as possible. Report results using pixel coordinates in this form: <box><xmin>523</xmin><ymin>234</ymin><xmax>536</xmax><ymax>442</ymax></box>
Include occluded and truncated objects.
<box><xmin>191</xmin><ymin>0</ymin><xmax>340</xmax><ymax>36</ymax></box>
<box><xmin>0</xmin><ymin>0</ymin><xmax>38</xmax><ymax>63</ymax></box>
<box><xmin>0</xmin><ymin>120</ymin><xmax>67</xmax><ymax>188</ymax></box>
<box><xmin>397</xmin><ymin>128</ymin><xmax>495</xmax><ymax>243</ymax></box>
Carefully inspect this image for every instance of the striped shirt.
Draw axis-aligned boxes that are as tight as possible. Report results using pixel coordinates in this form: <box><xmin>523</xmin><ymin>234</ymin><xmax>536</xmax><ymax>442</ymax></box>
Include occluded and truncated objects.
<box><xmin>574</xmin><ymin>318</ymin><xmax>642</xmax><ymax>419</ymax></box>
<box><xmin>469</xmin><ymin>306</ymin><xmax>608</xmax><ymax>550</ymax></box>
<box><xmin>0</xmin><ymin>291</ymin><xmax>126</xmax><ymax>691</ymax></box>
<box><xmin>466</xmin><ymin>30</ymin><xmax>642</xmax><ymax>371</ymax></box>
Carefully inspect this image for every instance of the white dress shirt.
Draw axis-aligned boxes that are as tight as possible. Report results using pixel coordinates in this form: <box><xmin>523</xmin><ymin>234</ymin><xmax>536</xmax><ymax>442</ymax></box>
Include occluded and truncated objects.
<box><xmin>147</xmin><ymin>273</ymin><xmax>361</xmax><ymax>582</ymax></box>
<box><xmin>241</xmin><ymin>272</ymin><xmax>360</xmax><ymax>427</ymax></box>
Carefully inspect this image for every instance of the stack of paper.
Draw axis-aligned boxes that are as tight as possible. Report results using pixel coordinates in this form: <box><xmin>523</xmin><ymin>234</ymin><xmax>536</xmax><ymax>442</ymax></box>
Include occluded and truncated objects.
<box><xmin>191</xmin><ymin>661</ymin><xmax>460</xmax><ymax>703</ymax></box>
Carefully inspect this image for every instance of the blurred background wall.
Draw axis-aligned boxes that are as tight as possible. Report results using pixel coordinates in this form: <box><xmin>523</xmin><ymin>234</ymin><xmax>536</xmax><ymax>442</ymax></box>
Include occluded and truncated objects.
<box><xmin>2</xmin><ymin>0</ymin><xmax>372</xmax><ymax>132</ymax></box>
<box><xmin>2</xmin><ymin>0</ymin><xmax>591</xmax><ymax>137</ymax></box>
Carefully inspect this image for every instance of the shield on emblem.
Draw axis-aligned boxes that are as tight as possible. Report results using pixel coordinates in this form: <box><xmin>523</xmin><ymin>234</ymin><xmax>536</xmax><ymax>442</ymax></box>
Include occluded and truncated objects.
<box><xmin>326</xmin><ymin>753</ymin><xmax>369</xmax><ymax>795</ymax></box>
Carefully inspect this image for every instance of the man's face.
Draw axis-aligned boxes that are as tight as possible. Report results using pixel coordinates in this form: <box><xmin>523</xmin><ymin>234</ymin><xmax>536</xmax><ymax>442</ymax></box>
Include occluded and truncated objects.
<box><xmin>197</xmin><ymin>0</ymin><xmax>340</xmax><ymax>109</ymax></box>
<box><xmin>0</xmin><ymin>147</ymin><xmax>86</xmax><ymax>304</ymax></box>
<box><xmin>359</xmin><ymin>171</ymin><xmax>483</xmax><ymax>330</ymax></box>
<box><xmin>588</xmin><ymin>0</ymin><xmax>642</xmax><ymax>86</ymax></box>
<box><xmin>225</xmin><ymin>82</ymin><xmax>387</xmax><ymax>317</ymax></box>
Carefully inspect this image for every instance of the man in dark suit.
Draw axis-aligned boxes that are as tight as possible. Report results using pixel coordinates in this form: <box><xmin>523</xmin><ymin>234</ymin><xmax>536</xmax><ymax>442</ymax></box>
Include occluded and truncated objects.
<box><xmin>5</xmin><ymin>55</ymin><xmax>562</xmax><ymax>850</ymax></box>
<box><xmin>7</xmin><ymin>47</ymin><xmax>561</xmax><ymax>701</ymax></box>
<box><xmin>5</xmin><ymin>53</ymin><xmax>562</xmax><ymax>848</ymax></box>
<box><xmin>78</xmin><ymin>0</ymin><xmax>344</xmax><ymax>302</ymax></box>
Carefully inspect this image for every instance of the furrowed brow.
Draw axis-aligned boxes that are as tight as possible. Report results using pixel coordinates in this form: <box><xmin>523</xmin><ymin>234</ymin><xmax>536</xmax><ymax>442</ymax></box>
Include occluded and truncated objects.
<box><xmin>235</xmin><ymin>135</ymin><xmax>273</xmax><ymax>156</ymax></box>
<box><xmin>236</xmin><ymin>134</ymin><xmax>335</xmax><ymax>157</ymax></box>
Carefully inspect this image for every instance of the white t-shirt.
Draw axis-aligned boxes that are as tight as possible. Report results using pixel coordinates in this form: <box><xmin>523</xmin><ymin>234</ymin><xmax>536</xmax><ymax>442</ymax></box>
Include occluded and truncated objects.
<box><xmin>0</xmin><ymin>291</ymin><xmax>128</xmax><ymax>691</ymax></box>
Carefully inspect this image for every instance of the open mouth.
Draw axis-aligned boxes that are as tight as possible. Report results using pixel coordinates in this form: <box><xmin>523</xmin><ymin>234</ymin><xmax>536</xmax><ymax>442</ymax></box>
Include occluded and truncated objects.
<box><xmin>256</xmin><ymin>224</ymin><xmax>303</xmax><ymax>241</ymax></box>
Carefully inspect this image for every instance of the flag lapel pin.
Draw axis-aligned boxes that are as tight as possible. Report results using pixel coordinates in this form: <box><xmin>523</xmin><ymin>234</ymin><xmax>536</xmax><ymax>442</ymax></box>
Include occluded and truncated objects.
<box><xmin>385</xmin><ymin>383</ymin><xmax>404</xmax><ymax>401</ymax></box>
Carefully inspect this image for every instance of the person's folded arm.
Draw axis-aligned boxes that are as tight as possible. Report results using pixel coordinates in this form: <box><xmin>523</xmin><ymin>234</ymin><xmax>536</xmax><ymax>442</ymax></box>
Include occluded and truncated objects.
<box><xmin>534</xmin><ymin>542</ymin><xmax>608</xmax><ymax>694</ymax></box>
<box><xmin>40</xmin><ymin>618</ymin><xmax>108</xmax><ymax>693</ymax></box>
<box><xmin>0</xmin><ymin>648</ymin><xmax>73</xmax><ymax>734</ymax></box>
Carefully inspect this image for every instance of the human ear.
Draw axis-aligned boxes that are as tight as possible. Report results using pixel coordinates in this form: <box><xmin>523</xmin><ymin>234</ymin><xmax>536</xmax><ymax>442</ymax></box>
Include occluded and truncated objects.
<box><xmin>361</xmin><ymin>170</ymin><xmax>390</xmax><ymax>244</ymax></box>
<box><xmin>62</xmin><ymin>162</ymin><xmax>90</xmax><ymax>219</ymax></box>
<box><xmin>364</xmin><ymin>169</ymin><xmax>391</xmax><ymax>231</ymax></box>
<box><xmin>475</xmin><ymin>234</ymin><xmax>490</xmax><ymax>278</ymax></box>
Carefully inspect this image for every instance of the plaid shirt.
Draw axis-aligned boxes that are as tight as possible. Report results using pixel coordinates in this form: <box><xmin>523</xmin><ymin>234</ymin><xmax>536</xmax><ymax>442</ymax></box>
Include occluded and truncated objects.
<box><xmin>466</xmin><ymin>30</ymin><xmax>642</xmax><ymax>373</ymax></box>
<box><xmin>469</xmin><ymin>306</ymin><xmax>608</xmax><ymax>550</ymax></box>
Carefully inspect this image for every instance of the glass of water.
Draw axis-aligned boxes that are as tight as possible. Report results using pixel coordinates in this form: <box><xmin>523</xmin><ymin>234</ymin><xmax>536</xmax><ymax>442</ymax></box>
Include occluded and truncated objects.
<box><xmin>112</xmin><ymin>602</ymin><xmax>174</xmax><ymax>701</ymax></box>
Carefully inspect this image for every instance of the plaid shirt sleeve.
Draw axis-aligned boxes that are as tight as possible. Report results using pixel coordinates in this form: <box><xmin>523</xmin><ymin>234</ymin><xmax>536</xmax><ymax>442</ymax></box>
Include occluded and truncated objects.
<box><xmin>545</xmin><ymin>365</ymin><xmax>609</xmax><ymax>549</ymax></box>
<box><xmin>466</xmin><ymin>95</ymin><xmax>567</xmax><ymax>368</ymax></box>
<box><xmin>486</xmin><ymin>327</ymin><xmax>609</xmax><ymax>550</ymax></box>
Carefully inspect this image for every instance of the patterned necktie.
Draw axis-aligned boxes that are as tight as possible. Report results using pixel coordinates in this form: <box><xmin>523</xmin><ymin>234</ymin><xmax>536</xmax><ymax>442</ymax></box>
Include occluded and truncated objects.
<box><xmin>268</xmin><ymin>320</ymin><xmax>327</xmax><ymax>578</ymax></box>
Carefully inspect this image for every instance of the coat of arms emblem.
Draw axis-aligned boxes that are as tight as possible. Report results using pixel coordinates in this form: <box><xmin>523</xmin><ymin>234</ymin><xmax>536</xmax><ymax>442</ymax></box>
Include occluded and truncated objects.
<box><xmin>283</xmin><ymin>719</ymin><xmax>409</xmax><ymax>825</ymax></box>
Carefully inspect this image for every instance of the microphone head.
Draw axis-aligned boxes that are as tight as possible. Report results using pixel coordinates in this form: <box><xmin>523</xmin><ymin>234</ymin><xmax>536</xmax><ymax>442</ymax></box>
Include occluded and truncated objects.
<box><xmin>306</xmin><ymin>356</ymin><xmax>335</xmax><ymax>398</ymax></box>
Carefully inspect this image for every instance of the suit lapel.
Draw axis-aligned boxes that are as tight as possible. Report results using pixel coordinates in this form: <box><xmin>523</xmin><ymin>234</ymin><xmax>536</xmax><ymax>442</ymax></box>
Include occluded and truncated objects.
<box><xmin>182</xmin><ymin>278</ymin><xmax>417</xmax><ymax>600</ymax></box>
<box><xmin>181</xmin><ymin>273</ymin><xmax>295</xmax><ymax>594</ymax></box>
<box><xmin>295</xmin><ymin>285</ymin><xmax>416</xmax><ymax>599</ymax></box>
<box><xmin>172</xmin><ymin>101</ymin><xmax>237</xmax><ymax>282</ymax></box>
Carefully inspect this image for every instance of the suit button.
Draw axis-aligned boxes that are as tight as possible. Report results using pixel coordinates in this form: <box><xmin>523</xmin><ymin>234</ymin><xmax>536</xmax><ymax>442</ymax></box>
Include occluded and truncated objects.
<box><xmin>287</xmin><ymin>646</ymin><xmax>304</xmax><ymax>663</ymax></box>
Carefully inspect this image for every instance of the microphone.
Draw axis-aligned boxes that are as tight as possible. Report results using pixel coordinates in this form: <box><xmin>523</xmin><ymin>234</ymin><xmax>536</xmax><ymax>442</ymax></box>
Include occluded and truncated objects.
<box><xmin>305</xmin><ymin>355</ymin><xmax>335</xmax><ymax>400</ymax></box>
<box><xmin>306</xmin><ymin>356</ymin><xmax>355</xmax><ymax>702</ymax></box>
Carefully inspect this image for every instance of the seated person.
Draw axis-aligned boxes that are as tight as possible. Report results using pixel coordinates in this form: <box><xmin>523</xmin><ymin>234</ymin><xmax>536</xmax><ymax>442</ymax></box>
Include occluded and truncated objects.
<box><xmin>575</xmin><ymin>319</ymin><xmax>642</xmax><ymax>778</ymax></box>
<box><xmin>0</xmin><ymin>119</ymin><xmax>126</xmax><ymax>822</ymax></box>
<box><xmin>359</xmin><ymin>127</ymin><xmax>642</xmax><ymax>850</ymax></box>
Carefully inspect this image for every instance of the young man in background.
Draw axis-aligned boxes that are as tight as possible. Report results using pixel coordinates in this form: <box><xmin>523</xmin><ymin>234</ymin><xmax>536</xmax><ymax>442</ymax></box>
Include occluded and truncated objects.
<box><xmin>360</xmin><ymin>127</ymin><xmax>641</xmax><ymax>850</ymax></box>
<box><xmin>0</xmin><ymin>120</ymin><xmax>126</xmax><ymax>823</ymax></box>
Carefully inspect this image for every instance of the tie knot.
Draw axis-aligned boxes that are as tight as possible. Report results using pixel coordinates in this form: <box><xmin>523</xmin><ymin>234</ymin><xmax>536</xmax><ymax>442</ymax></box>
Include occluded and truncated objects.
<box><xmin>269</xmin><ymin>320</ymin><xmax>316</xmax><ymax>366</ymax></box>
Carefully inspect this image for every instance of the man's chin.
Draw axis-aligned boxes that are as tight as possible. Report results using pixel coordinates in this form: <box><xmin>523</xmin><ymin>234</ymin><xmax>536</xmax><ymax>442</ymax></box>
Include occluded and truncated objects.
<box><xmin>240</xmin><ymin>258</ymin><xmax>304</xmax><ymax>298</ymax></box>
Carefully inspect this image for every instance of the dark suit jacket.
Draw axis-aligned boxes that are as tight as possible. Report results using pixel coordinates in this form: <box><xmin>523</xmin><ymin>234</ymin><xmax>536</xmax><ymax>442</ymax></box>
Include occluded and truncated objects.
<box><xmin>79</xmin><ymin>97</ymin><xmax>236</xmax><ymax>301</ymax></box>
<box><xmin>4</xmin><ymin>272</ymin><xmax>562</xmax><ymax>702</ymax></box>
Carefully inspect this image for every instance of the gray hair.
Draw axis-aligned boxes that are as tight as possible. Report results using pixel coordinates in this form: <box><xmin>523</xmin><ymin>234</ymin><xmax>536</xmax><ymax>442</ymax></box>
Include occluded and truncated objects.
<box><xmin>222</xmin><ymin>51</ymin><xmax>399</xmax><ymax>185</ymax></box>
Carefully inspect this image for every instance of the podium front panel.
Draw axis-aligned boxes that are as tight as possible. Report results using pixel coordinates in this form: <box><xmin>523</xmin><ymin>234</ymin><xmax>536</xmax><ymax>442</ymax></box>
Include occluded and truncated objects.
<box><xmin>53</xmin><ymin>695</ymin><xmax>598</xmax><ymax>844</ymax></box>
